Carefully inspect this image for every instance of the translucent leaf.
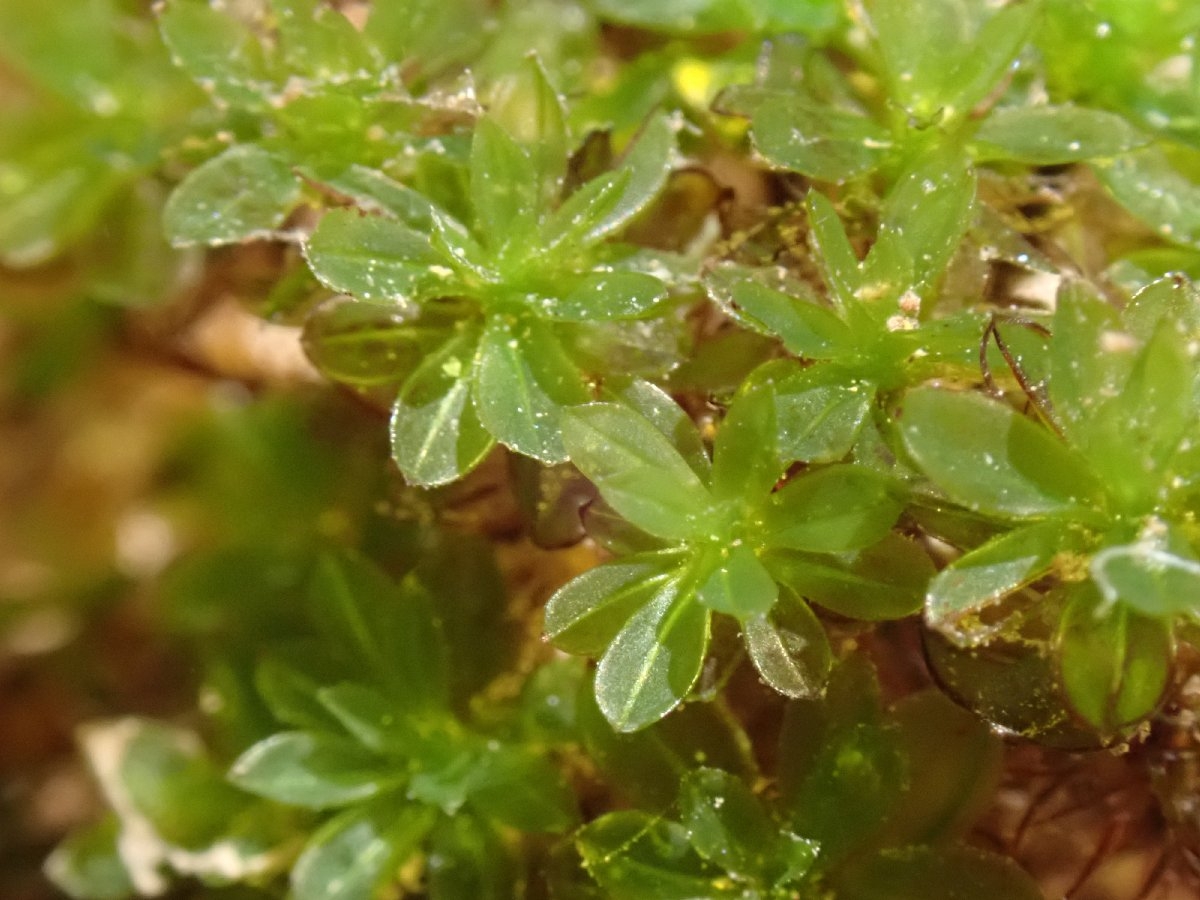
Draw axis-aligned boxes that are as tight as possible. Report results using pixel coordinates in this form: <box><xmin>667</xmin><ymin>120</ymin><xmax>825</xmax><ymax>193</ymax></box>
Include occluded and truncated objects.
<box><xmin>1057</xmin><ymin>583</ymin><xmax>1172</xmax><ymax>733</ymax></box>
<box><xmin>540</xmin><ymin>170</ymin><xmax>629</xmax><ymax>255</ymax></box>
<box><xmin>765</xmin><ymin>533</ymin><xmax>932</xmax><ymax>621</ymax></box>
<box><xmin>899</xmin><ymin>387</ymin><xmax>1102</xmax><ymax>519</ymax></box>
<box><xmin>576</xmin><ymin>812</ymin><xmax>734</xmax><ymax>899</ymax></box>
<box><xmin>541</xmin><ymin>270</ymin><xmax>667</xmax><ymax>321</ymax></box>
<box><xmin>473</xmin><ymin>315</ymin><xmax>589</xmax><ymax>462</ymax></box>
<box><xmin>763</xmin><ymin>466</ymin><xmax>902</xmax><ymax>553</ymax></box>
<box><xmin>865</xmin><ymin>0</ymin><xmax>971</xmax><ymax>114</ymax></box>
<box><xmin>703</xmin><ymin>264</ymin><xmax>854</xmax><ymax>358</ymax></box>
<box><xmin>1095</xmin><ymin>147</ymin><xmax>1200</xmax><ymax>246</ymax></box>
<box><xmin>304</xmin><ymin>208</ymin><xmax>449</xmax><ymax>306</ymax></box>
<box><xmin>562</xmin><ymin>403</ymin><xmax>715</xmax><ymax>541</ymax></box>
<box><xmin>594</xmin><ymin>581</ymin><xmax>710</xmax><ymax>732</ymax></box>
<box><xmin>695</xmin><ymin>545</ymin><xmax>779</xmax><ymax>618</ymax></box>
<box><xmin>467</xmin><ymin>747</ymin><xmax>579</xmax><ymax>833</ymax></box>
<box><xmin>470</xmin><ymin>118</ymin><xmax>539</xmax><ymax>247</ymax></box>
<box><xmin>927</xmin><ymin>521</ymin><xmax>1090</xmax><ymax>641</ymax></box>
<box><xmin>744</xmin><ymin>591</ymin><xmax>832</xmax><ymax>698</ymax></box>
<box><xmin>973</xmin><ymin>104</ymin><xmax>1149</xmax><ymax>164</ymax></box>
<box><xmin>947</xmin><ymin>0</ymin><xmax>1042</xmax><ymax>116</ymax></box>
<box><xmin>292</xmin><ymin>800</ymin><xmax>436</xmax><ymax>900</ymax></box>
<box><xmin>301</xmin><ymin>299</ymin><xmax>447</xmax><ymax>388</ymax></box>
<box><xmin>229</xmin><ymin>732</ymin><xmax>393</xmax><ymax>809</ymax></box>
<box><xmin>163</xmin><ymin>145</ymin><xmax>301</xmax><ymax>247</ymax></box>
<box><xmin>310</xmin><ymin>164</ymin><xmax>438</xmax><ymax>230</ymax></box>
<box><xmin>752</xmin><ymin>97</ymin><xmax>891</xmax><ymax>183</ymax></box>
<box><xmin>544</xmin><ymin>555</ymin><xmax>682</xmax><ymax>655</ymax></box>
<box><xmin>391</xmin><ymin>327</ymin><xmax>495</xmax><ymax>487</ymax></box>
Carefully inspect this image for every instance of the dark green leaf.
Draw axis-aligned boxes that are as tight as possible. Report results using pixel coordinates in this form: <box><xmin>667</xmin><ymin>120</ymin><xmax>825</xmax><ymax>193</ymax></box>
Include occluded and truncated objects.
<box><xmin>255</xmin><ymin>658</ymin><xmax>343</xmax><ymax>731</ymax></box>
<box><xmin>562</xmin><ymin>403</ymin><xmax>715</xmax><ymax>541</ymax></box>
<box><xmin>594</xmin><ymin>581</ymin><xmax>710</xmax><ymax>732</ymax></box>
<box><xmin>765</xmin><ymin>534</ymin><xmax>932</xmax><ymax>621</ymax></box>
<box><xmin>772</xmin><ymin>368</ymin><xmax>872</xmax><ymax>465</ymax></box>
<box><xmin>473</xmin><ymin>315</ymin><xmax>589</xmax><ymax>462</ymax></box>
<box><xmin>763</xmin><ymin>466</ymin><xmax>902</xmax><ymax>553</ymax></box>
<box><xmin>806</xmin><ymin>190</ymin><xmax>862</xmax><ymax>307</ymax></box>
<box><xmin>544</xmin><ymin>555</ymin><xmax>683</xmax><ymax>655</ymax></box>
<box><xmin>301</xmin><ymin>299</ymin><xmax>443</xmax><ymax>388</ymax></box>
<box><xmin>576</xmin><ymin>812</ymin><xmax>734</xmax><ymax>900</ymax></box>
<box><xmin>899</xmin><ymin>387</ymin><xmax>1102</xmax><ymax>519</ymax></box>
<box><xmin>229</xmin><ymin>732</ymin><xmax>393</xmax><ymax>809</ymax></box>
<box><xmin>753</xmin><ymin>97</ymin><xmax>891</xmax><ymax>183</ymax></box>
<box><xmin>744</xmin><ymin>591</ymin><xmax>832</xmax><ymax>699</ymax></box>
<box><xmin>467</xmin><ymin>747</ymin><xmax>579</xmax><ymax>832</ymax></box>
<box><xmin>164</xmin><ymin>145</ymin><xmax>301</xmax><ymax>247</ymax></box>
<box><xmin>391</xmin><ymin>326</ymin><xmax>495</xmax><ymax>487</ymax></box>
<box><xmin>426</xmin><ymin>815</ymin><xmax>514</xmax><ymax>900</ymax></box>
<box><xmin>292</xmin><ymin>800</ymin><xmax>436</xmax><ymax>900</ymax></box>
<box><xmin>711</xmin><ymin>382</ymin><xmax>781</xmax><ymax>502</ymax></box>
<box><xmin>836</xmin><ymin>845</ymin><xmax>1043</xmax><ymax>900</ymax></box>
<box><xmin>974</xmin><ymin>105</ymin><xmax>1149</xmax><ymax>164</ymax></box>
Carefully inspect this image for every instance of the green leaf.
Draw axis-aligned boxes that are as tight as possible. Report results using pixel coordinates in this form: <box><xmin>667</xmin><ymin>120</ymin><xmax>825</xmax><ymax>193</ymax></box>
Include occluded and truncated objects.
<box><xmin>391</xmin><ymin>326</ymin><xmax>495</xmax><ymax>487</ymax></box>
<box><xmin>311</xmin><ymin>164</ymin><xmax>438</xmax><ymax>230</ymax></box>
<box><xmin>973</xmin><ymin>105</ymin><xmax>1149</xmax><ymax>164</ymax></box>
<box><xmin>301</xmin><ymin>300</ymin><xmax>446</xmax><ymax>388</ymax></box>
<box><xmin>164</xmin><ymin>145</ymin><xmax>301</xmax><ymax>247</ymax></box>
<box><xmin>874</xmin><ymin>144</ymin><xmax>975</xmax><ymax>290</ymax></box>
<box><xmin>763</xmin><ymin>466</ymin><xmax>901</xmax><ymax>553</ymax></box>
<box><xmin>836</xmin><ymin>845</ymin><xmax>1043</xmax><ymax>900</ymax></box>
<box><xmin>542</xmin><ymin>270</ymin><xmax>667</xmax><ymax>321</ymax></box>
<box><xmin>948</xmin><ymin>0</ymin><xmax>1042</xmax><ymax>116</ymax></box>
<box><xmin>585</xmin><ymin>114</ymin><xmax>676</xmax><ymax>242</ymax></box>
<box><xmin>44</xmin><ymin>816</ymin><xmax>135</xmax><ymax>900</ymax></box>
<box><xmin>1095</xmin><ymin>147</ymin><xmax>1200</xmax><ymax>246</ymax></box>
<box><xmin>304</xmin><ymin>208</ymin><xmax>449</xmax><ymax>306</ymax></box>
<box><xmin>606</xmin><ymin>378</ymin><xmax>711</xmax><ymax>482</ymax></box>
<box><xmin>1058</xmin><ymin>583</ymin><xmax>1173</xmax><ymax>733</ymax></box>
<box><xmin>899</xmin><ymin>387</ymin><xmax>1102</xmax><ymax>519</ymax></box>
<box><xmin>473</xmin><ymin>315</ymin><xmax>589</xmax><ymax>462</ymax></box>
<box><xmin>562</xmin><ymin>403</ymin><xmax>715</xmax><ymax>541</ymax></box>
<box><xmin>744</xmin><ymin>591</ymin><xmax>832</xmax><ymax>699</ymax></box>
<box><xmin>488</xmin><ymin>55</ymin><xmax>569</xmax><ymax>210</ymax></box>
<box><xmin>711</xmin><ymin>382</ymin><xmax>781</xmax><ymax>502</ymax></box>
<box><xmin>544</xmin><ymin>555</ymin><xmax>682</xmax><ymax>655</ymax></box>
<box><xmin>806</xmin><ymin>191</ymin><xmax>862</xmax><ymax>307</ymax></box>
<box><xmin>927</xmin><ymin>521</ymin><xmax>1089</xmax><ymax>641</ymax></box>
<box><xmin>752</xmin><ymin>97</ymin><xmax>891</xmax><ymax>183</ymax></box>
<box><xmin>540</xmin><ymin>170</ymin><xmax>629</xmax><ymax>256</ymax></box>
<box><xmin>426</xmin><ymin>815</ymin><xmax>514</xmax><ymax>900</ymax></box>
<box><xmin>772</xmin><ymin>369</ymin><xmax>872</xmax><ymax>465</ymax></box>
<box><xmin>470</xmin><ymin>118</ymin><xmax>539</xmax><ymax>247</ymax></box>
<box><xmin>316</xmin><ymin>682</ymin><xmax>425</xmax><ymax>755</ymax></box>
<box><xmin>576</xmin><ymin>812</ymin><xmax>734</xmax><ymax>900</ymax></box>
<box><xmin>679</xmin><ymin>768</ymin><xmax>812</xmax><ymax>884</ymax></box>
<box><xmin>292</xmin><ymin>800</ymin><xmax>436</xmax><ymax>900</ymax></box>
<box><xmin>256</xmin><ymin>657</ymin><xmax>344</xmax><ymax>731</ymax></box>
<box><xmin>1089</xmin><ymin>531</ymin><xmax>1200</xmax><ymax>619</ymax></box>
<box><xmin>229</xmin><ymin>732</ymin><xmax>393</xmax><ymax>809</ymax></box>
<box><xmin>270</xmin><ymin>0</ymin><xmax>373</xmax><ymax>81</ymax></box>
<box><xmin>703</xmin><ymin>264</ymin><xmax>854</xmax><ymax>358</ymax></box>
<box><xmin>467</xmin><ymin>747</ymin><xmax>579</xmax><ymax>832</ymax></box>
<box><xmin>594</xmin><ymin>581</ymin><xmax>710</xmax><ymax>732</ymax></box>
<box><xmin>765</xmin><ymin>534</ymin><xmax>932</xmax><ymax>621</ymax></box>
<box><xmin>695</xmin><ymin>545</ymin><xmax>778</xmax><ymax>618</ymax></box>
<box><xmin>157</xmin><ymin>0</ymin><xmax>271</xmax><ymax>109</ymax></box>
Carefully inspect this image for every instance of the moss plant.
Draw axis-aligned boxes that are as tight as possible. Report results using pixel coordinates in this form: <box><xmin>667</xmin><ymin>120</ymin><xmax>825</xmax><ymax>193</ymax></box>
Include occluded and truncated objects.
<box><xmin>4</xmin><ymin>0</ymin><xmax>1200</xmax><ymax>897</ymax></box>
